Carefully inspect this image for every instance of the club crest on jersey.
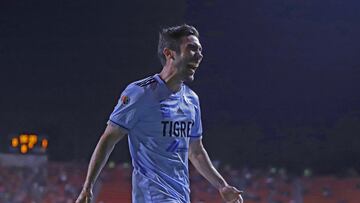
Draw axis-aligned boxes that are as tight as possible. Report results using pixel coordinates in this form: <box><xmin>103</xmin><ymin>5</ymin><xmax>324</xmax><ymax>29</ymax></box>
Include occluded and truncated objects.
<box><xmin>121</xmin><ymin>95</ymin><xmax>130</xmax><ymax>105</ymax></box>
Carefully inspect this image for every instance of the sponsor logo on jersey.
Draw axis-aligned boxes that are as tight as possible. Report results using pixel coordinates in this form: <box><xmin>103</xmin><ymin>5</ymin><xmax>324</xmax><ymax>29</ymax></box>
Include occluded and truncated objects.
<box><xmin>161</xmin><ymin>120</ymin><xmax>194</xmax><ymax>137</ymax></box>
<box><xmin>177</xmin><ymin>108</ymin><xmax>184</xmax><ymax>115</ymax></box>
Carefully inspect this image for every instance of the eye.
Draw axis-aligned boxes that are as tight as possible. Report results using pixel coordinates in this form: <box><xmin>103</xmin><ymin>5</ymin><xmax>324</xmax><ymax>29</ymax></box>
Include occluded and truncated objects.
<box><xmin>188</xmin><ymin>44</ymin><xmax>202</xmax><ymax>52</ymax></box>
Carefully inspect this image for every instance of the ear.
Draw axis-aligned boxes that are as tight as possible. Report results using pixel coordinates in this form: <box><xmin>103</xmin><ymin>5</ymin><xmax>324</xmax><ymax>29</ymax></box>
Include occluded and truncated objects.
<box><xmin>163</xmin><ymin>48</ymin><xmax>175</xmax><ymax>61</ymax></box>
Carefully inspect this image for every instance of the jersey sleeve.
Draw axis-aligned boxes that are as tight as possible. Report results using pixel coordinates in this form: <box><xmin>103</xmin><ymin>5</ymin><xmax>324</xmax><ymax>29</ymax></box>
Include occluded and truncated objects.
<box><xmin>190</xmin><ymin>96</ymin><xmax>203</xmax><ymax>140</ymax></box>
<box><xmin>108</xmin><ymin>84</ymin><xmax>145</xmax><ymax>131</ymax></box>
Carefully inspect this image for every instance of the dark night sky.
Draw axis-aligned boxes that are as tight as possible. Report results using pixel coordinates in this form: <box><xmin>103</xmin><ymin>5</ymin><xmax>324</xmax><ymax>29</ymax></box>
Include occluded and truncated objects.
<box><xmin>186</xmin><ymin>0</ymin><xmax>360</xmax><ymax>126</ymax></box>
<box><xmin>1</xmin><ymin>0</ymin><xmax>360</xmax><ymax>171</ymax></box>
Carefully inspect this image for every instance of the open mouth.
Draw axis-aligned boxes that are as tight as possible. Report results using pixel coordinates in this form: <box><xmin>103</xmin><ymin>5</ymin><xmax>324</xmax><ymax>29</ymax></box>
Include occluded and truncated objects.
<box><xmin>187</xmin><ymin>62</ymin><xmax>199</xmax><ymax>68</ymax></box>
<box><xmin>187</xmin><ymin>63</ymin><xmax>198</xmax><ymax>74</ymax></box>
<box><xmin>187</xmin><ymin>68</ymin><xmax>195</xmax><ymax>74</ymax></box>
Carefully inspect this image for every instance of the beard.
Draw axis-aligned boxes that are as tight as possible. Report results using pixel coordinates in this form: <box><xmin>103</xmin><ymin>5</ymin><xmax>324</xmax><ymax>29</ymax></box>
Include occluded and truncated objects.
<box><xmin>184</xmin><ymin>74</ymin><xmax>195</xmax><ymax>82</ymax></box>
<box><xmin>174</xmin><ymin>56</ymin><xmax>200</xmax><ymax>82</ymax></box>
<box><xmin>181</xmin><ymin>66</ymin><xmax>196</xmax><ymax>82</ymax></box>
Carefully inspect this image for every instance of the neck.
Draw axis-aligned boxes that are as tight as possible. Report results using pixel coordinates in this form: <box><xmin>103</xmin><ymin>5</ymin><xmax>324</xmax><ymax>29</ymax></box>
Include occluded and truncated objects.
<box><xmin>159</xmin><ymin>63</ymin><xmax>183</xmax><ymax>92</ymax></box>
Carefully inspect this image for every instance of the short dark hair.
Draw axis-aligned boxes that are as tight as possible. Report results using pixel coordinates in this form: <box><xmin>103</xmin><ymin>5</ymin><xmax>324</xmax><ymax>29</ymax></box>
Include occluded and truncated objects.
<box><xmin>157</xmin><ymin>24</ymin><xmax>200</xmax><ymax>66</ymax></box>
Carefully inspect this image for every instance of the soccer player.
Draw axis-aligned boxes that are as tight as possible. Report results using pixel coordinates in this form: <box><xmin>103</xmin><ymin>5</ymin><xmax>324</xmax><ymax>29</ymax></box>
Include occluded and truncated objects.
<box><xmin>76</xmin><ymin>24</ymin><xmax>243</xmax><ymax>203</ymax></box>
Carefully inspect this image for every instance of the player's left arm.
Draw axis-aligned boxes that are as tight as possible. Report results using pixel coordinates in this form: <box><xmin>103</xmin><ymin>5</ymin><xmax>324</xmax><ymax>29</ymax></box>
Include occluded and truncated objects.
<box><xmin>189</xmin><ymin>139</ymin><xmax>243</xmax><ymax>203</ymax></box>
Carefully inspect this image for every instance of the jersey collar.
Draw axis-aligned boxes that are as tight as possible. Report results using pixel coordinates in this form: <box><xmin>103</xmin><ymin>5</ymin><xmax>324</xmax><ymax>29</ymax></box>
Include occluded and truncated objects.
<box><xmin>154</xmin><ymin>74</ymin><xmax>184</xmax><ymax>101</ymax></box>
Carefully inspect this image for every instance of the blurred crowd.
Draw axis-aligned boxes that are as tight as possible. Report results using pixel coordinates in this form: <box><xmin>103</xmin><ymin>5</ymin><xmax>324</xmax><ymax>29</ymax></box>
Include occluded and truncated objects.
<box><xmin>0</xmin><ymin>161</ymin><xmax>360</xmax><ymax>203</ymax></box>
<box><xmin>0</xmin><ymin>162</ymin><xmax>85</xmax><ymax>203</ymax></box>
<box><xmin>190</xmin><ymin>163</ymin><xmax>360</xmax><ymax>203</ymax></box>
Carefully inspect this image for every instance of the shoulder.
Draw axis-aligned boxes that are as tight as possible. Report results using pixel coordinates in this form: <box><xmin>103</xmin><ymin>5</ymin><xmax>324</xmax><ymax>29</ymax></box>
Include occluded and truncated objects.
<box><xmin>121</xmin><ymin>76</ymin><xmax>154</xmax><ymax>102</ymax></box>
<box><xmin>122</xmin><ymin>75</ymin><xmax>159</xmax><ymax>100</ymax></box>
<box><xmin>133</xmin><ymin>75</ymin><xmax>158</xmax><ymax>88</ymax></box>
<box><xmin>131</xmin><ymin>75</ymin><xmax>161</xmax><ymax>92</ymax></box>
<box><xmin>183</xmin><ymin>85</ymin><xmax>200</xmax><ymax>106</ymax></box>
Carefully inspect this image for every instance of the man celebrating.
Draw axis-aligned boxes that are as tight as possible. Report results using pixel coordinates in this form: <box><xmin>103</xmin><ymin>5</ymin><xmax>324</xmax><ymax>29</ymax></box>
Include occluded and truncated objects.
<box><xmin>76</xmin><ymin>24</ymin><xmax>243</xmax><ymax>203</ymax></box>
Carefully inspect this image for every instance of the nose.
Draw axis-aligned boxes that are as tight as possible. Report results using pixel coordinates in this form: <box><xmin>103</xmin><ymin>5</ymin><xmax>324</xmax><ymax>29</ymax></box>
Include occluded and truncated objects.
<box><xmin>195</xmin><ymin>51</ymin><xmax>203</xmax><ymax>61</ymax></box>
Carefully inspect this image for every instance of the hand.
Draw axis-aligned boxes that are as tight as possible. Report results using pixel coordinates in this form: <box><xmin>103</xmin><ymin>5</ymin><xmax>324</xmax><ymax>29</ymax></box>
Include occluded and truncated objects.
<box><xmin>219</xmin><ymin>185</ymin><xmax>243</xmax><ymax>203</ymax></box>
<box><xmin>75</xmin><ymin>187</ymin><xmax>93</xmax><ymax>203</ymax></box>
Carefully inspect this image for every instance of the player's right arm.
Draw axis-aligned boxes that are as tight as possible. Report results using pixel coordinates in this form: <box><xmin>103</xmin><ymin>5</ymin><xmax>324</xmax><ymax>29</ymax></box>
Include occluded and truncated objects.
<box><xmin>75</xmin><ymin>124</ymin><xmax>126</xmax><ymax>203</ymax></box>
<box><xmin>77</xmin><ymin>83</ymin><xmax>144</xmax><ymax>203</ymax></box>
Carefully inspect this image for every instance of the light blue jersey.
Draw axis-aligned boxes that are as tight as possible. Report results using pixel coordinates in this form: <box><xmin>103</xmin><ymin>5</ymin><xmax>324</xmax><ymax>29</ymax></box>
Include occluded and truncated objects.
<box><xmin>108</xmin><ymin>74</ymin><xmax>202</xmax><ymax>203</ymax></box>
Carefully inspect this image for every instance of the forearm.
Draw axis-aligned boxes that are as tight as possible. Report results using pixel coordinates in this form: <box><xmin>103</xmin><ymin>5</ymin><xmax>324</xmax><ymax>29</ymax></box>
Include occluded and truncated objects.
<box><xmin>189</xmin><ymin>148</ymin><xmax>228</xmax><ymax>189</ymax></box>
<box><xmin>83</xmin><ymin>135</ymin><xmax>116</xmax><ymax>189</ymax></box>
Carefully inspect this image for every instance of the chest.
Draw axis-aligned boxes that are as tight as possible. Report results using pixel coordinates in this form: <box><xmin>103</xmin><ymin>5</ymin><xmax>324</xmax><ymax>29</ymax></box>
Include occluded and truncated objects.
<box><xmin>140</xmin><ymin>96</ymin><xmax>196</xmax><ymax>138</ymax></box>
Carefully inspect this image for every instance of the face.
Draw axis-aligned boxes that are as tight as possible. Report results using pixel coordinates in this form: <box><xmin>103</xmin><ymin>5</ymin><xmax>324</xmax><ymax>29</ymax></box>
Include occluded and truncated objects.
<box><xmin>173</xmin><ymin>35</ymin><xmax>203</xmax><ymax>82</ymax></box>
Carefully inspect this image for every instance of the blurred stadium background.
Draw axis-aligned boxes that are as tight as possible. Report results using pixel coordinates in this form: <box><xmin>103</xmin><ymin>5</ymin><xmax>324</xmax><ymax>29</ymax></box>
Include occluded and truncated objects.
<box><xmin>1</xmin><ymin>0</ymin><xmax>360</xmax><ymax>202</ymax></box>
